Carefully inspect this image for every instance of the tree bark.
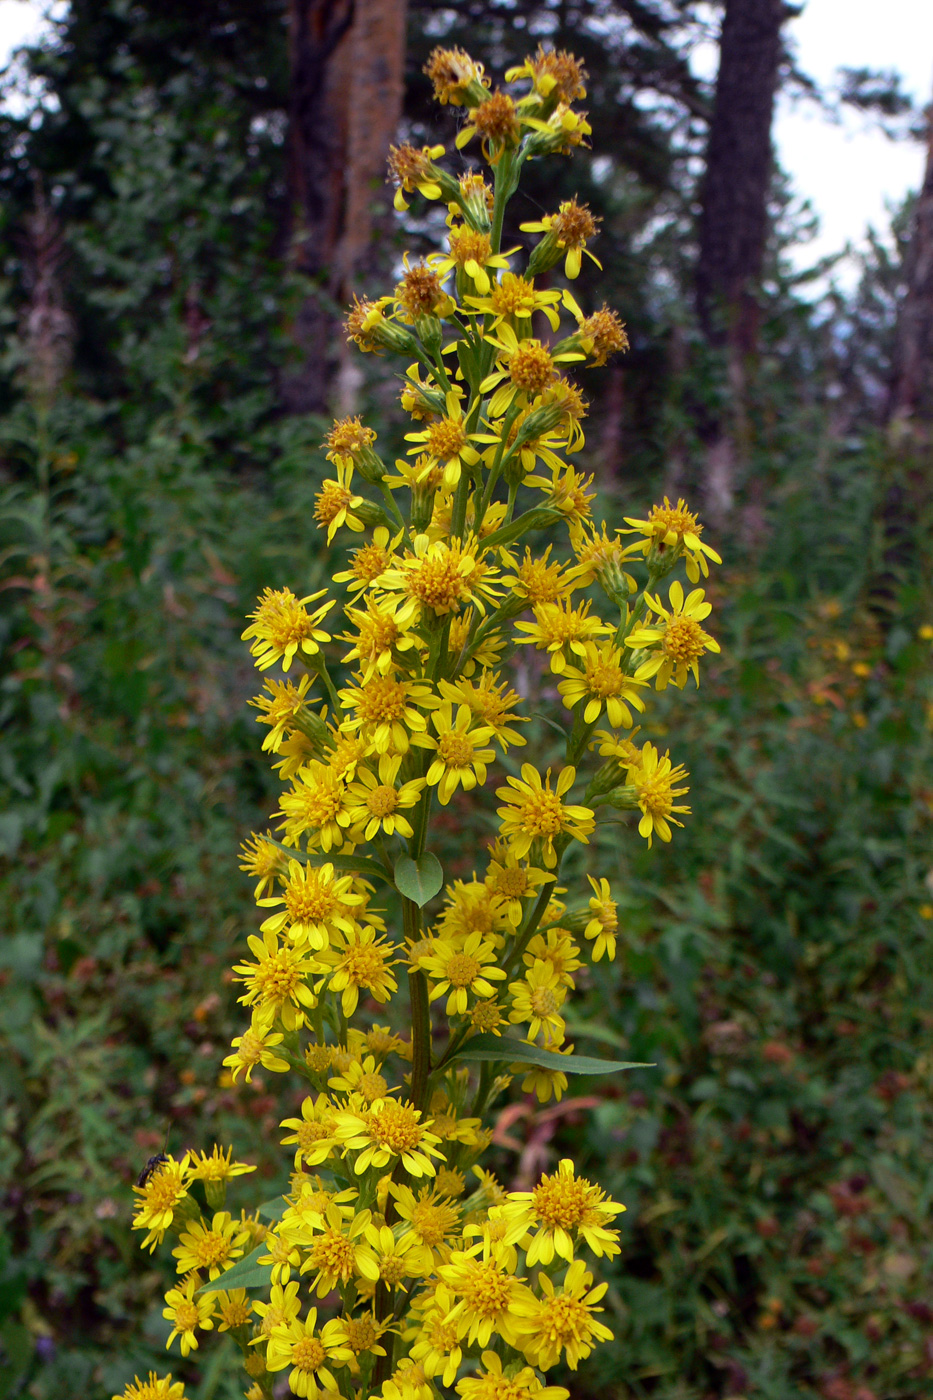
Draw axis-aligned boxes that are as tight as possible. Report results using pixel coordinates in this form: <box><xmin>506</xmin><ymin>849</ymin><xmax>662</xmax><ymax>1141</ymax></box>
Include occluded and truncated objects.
<box><xmin>283</xmin><ymin>0</ymin><xmax>408</xmax><ymax>415</ymax></box>
<box><xmin>888</xmin><ymin>101</ymin><xmax>933</xmax><ymax>430</ymax></box>
<box><xmin>693</xmin><ymin>0</ymin><xmax>786</xmax><ymax>524</ymax></box>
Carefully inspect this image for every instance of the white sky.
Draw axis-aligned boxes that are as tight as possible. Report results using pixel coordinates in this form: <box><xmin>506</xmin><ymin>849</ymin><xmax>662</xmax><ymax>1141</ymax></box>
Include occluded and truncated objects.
<box><xmin>0</xmin><ymin>0</ymin><xmax>930</xmax><ymax>296</ymax></box>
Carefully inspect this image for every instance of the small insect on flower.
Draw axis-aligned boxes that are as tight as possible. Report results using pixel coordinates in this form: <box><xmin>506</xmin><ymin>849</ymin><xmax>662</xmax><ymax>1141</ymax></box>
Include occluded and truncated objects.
<box><xmin>137</xmin><ymin>1152</ymin><xmax>169</xmax><ymax>1188</ymax></box>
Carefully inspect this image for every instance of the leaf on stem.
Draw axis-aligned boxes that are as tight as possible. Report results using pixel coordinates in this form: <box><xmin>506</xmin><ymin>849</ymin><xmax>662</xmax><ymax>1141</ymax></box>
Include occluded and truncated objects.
<box><xmin>194</xmin><ymin>1245</ymin><xmax>273</xmax><ymax>1295</ymax></box>
<box><xmin>394</xmin><ymin>853</ymin><xmax>444</xmax><ymax>907</ymax></box>
<box><xmin>447</xmin><ymin>1031</ymin><xmax>653</xmax><ymax>1075</ymax></box>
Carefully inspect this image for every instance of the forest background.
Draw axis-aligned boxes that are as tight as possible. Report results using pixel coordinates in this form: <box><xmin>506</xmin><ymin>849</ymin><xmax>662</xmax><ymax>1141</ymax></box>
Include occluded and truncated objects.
<box><xmin>1</xmin><ymin>2</ymin><xmax>933</xmax><ymax>1398</ymax></box>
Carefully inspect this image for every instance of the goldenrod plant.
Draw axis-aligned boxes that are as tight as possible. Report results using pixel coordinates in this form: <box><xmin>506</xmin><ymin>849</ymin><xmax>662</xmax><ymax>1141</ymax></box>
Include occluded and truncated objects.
<box><xmin>119</xmin><ymin>45</ymin><xmax>720</xmax><ymax>1400</ymax></box>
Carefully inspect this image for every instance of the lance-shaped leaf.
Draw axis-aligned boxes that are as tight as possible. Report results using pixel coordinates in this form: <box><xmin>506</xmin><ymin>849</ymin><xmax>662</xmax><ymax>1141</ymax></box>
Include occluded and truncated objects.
<box><xmin>194</xmin><ymin>1245</ymin><xmax>272</xmax><ymax>1295</ymax></box>
<box><xmin>446</xmin><ymin>1031</ymin><xmax>653</xmax><ymax>1076</ymax></box>
<box><xmin>394</xmin><ymin>853</ymin><xmax>443</xmax><ymax>907</ymax></box>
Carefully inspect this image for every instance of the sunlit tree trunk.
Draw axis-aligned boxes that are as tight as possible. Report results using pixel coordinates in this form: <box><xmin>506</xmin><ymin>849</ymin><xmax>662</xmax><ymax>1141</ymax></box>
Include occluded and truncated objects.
<box><xmin>694</xmin><ymin>0</ymin><xmax>786</xmax><ymax>523</ymax></box>
<box><xmin>284</xmin><ymin>0</ymin><xmax>408</xmax><ymax>414</ymax></box>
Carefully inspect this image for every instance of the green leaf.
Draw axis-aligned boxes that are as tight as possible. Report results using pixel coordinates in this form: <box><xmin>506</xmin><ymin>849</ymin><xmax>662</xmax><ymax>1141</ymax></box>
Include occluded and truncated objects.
<box><xmin>194</xmin><ymin>1245</ymin><xmax>272</xmax><ymax>1295</ymax></box>
<box><xmin>447</xmin><ymin>1032</ymin><xmax>653</xmax><ymax>1076</ymax></box>
<box><xmin>256</xmin><ymin>1196</ymin><xmax>288</xmax><ymax>1222</ymax></box>
<box><xmin>394</xmin><ymin>853</ymin><xmax>443</xmax><ymax>907</ymax></box>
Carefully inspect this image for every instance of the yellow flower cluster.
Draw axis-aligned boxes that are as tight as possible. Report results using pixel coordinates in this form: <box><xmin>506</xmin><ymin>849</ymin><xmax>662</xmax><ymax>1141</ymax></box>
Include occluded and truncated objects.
<box><xmin>120</xmin><ymin>44</ymin><xmax>720</xmax><ymax>1400</ymax></box>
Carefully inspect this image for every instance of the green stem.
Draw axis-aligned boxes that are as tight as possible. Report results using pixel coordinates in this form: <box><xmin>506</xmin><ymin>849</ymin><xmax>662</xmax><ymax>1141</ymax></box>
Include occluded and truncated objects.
<box><xmin>402</xmin><ymin>897</ymin><xmax>431</xmax><ymax>1112</ymax></box>
<box><xmin>502</xmin><ymin>878</ymin><xmax>555</xmax><ymax>977</ymax></box>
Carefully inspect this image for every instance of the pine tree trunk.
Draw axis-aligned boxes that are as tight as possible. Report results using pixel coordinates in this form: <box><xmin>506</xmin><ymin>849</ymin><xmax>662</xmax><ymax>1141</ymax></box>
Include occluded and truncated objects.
<box><xmin>283</xmin><ymin>0</ymin><xmax>408</xmax><ymax>415</ymax></box>
<box><xmin>694</xmin><ymin>0</ymin><xmax>786</xmax><ymax>523</ymax></box>
<box><xmin>888</xmin><ymin>103</ymin><xmax>933</xmax><ymax>431</ymax></box>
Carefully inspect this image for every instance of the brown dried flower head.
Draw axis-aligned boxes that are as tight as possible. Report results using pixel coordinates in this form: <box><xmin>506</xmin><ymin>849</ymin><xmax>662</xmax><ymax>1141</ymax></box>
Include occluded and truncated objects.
<box><xmin>396</xmin><ymin>262</ymin><xmax>446</xmax><ymax>321</ymax></box>
<box><xmin>424</xmin><ymin>46</ymin><xmax>486</xmax><ymax>106</ymax></box>
<box><xmin>554</xmin><ymin>198</ymin><xmax>600</xmax><ymax>249</ymax></box>
<box><xmin>579</xmin><ymin>307</ymin><xmax>629</xmax><ymax>366</ymax></box>
<box><xmin>472</xmin><ymin>91</ymin><xmax>521</xmax><ymax>149</ymax></box>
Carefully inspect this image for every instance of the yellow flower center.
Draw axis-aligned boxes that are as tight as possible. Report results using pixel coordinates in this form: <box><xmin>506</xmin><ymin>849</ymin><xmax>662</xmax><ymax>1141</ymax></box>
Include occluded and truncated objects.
<box><xmin>584</xmin><ymin>656</ymin><xmax>624</xmax><ymax>698</ymax></box>
<box><xmin>344</xmin><ymin>1315</ymin><xmax>378</xmax><ymax>1352</ymax></box>
<box><xmin>192</xmin><ymin>1229</ymin><xmax>233</xmax><ymax>1271</ymax></box>
<box><xmin>283</xmin><ymin>780</ymin><xmax>343</xmax><ymax>831</ymax></box>
<box><xmin>458</xmin><ymin>1257</ymin><xmax>513</xmax><ymax>1319</ymax></box>
<box><xmin>445</xmin><ymin>952</ymin><xmax>483</xmax><ymax>987</ymax></box>
<box><xmin>314</xmin><ymin>480</ymin><xmax>354</xmax><ymax>526</ymax></box>
<box><xmin>663</xmin><ymin>616</ymin><xmax>707</xmax><ymax>665</ymax></box>
<box><xmin>350</xmin><ymin>540</ymin><xmax>391</xmax><ymax>583</ymax></box>
<box><xmin>647</xmin><ymin>498</ymin><xmax>699</xmax><ymax>540</ymax></box>
<box><xmin>326</xmin><ymin>415</ymin><xmax>375</xmax><ymax>458</ymax></box>
<box><xmin>249</xmin><ymin>588</ymin><xmax>316</xmax><ymax>651</ymax></box>
<box><xmin>357</xmin><ymin>676</ymin><xmax>409</xmax><ymax>725</ymax></box>
<box><xmin>509</xmin><ymin>340</ymin><xmax>555</xmax><ymax>394</ymax></box>
<box><xmin>342</xmin><ymin>942</ymin><xmax>389</xmax><ymax>989</ymax></box>
<box><xmin>305</xmin><ymin>1044</ymin><xmax>333</xmax><ymax>1072</ymax></box>
<box><xmin>471</xmin><ymin>999</ymin><xmax>502</xmax><ymax>1031</ymax></box>
<box><xmin>357</xmin><ymin>612</ymin><xmax>400</xmax><ymax>658</ymax></box>
<box><xmin>379</xmin><ymin>1254</ymin><xmax>407</xmax><ymax>1287</ymax></box>
<box><xmin>411</xmin><ymin>1198</ymin><xmax>458</xmax><ymax>1247</ymax></box>
<box><xmin>407</xmin><ymin>544</ymin><xmax>474</xmax><ymax>614</ymax></box>
<box><xmin>236</xmin><ymin>1030</ymin><xmax>264</xmax><ymax>1067</ymax></box>
<box><xmin>536</xmin><ymin>1292</ymin><xmax>594</xmax><ymax>1348</ymax></box>
<box><xmin>310</xmin><ymin>1231</ymin><xmax>356</xmax><ymax>1280</ymax></box>
<box><xmin>284</xmin><ymin>876</ymin><xmax>337</xmax><ymax>925</ymax></box>
<box><xmin>295</xmin><ymin>1120</ymin><xmax>334</xmax><ymax>1150</ymax></box>
<box><xmin>253</xmin><ymin>949</ymin><xmax>306</xmax><ymax>1004</ymax></box>
<box><xmin>532</xmin><ymin>1172</ymin><xmax>593</xmax><ymax>1229</ymax></box>
<box><xmin>427</xmin><ymin>416</ymin><xmax>467</xmax><ymax>460</ymax></box>
<box><xmin>529</xmin><ymin>986</ymin><xmax>560</xmax><ymax>1018</ymax></box>
<box><xmin>366</xmin><ymin>784</ymin><xmax>400</xmax><ymax>819</ymax></box>
<box><xmin>370</xmin><ymin>1102</ymin><xmax>424</xmax><ymax>1153</ymax></box>
<box><xmin>141</xmin><ymin>1164</ymin><xmax>186</xmax><ymax>1211</ymax></box>
<box><xmin>516</xmin><ymin>557</ymin><xmax>564</xmax><ymax>603</ymax></box>
<box><xmin>220</xmin><ymin>1296</ymin><xmax>251</xmax><ymax>1328</ymax></box>
<box><xmin>494</xmin><ymin>866</ymin><xmax>528</xmax><ymax>897</ymax></box>
<box><xmin>357</xmin><ymin>1071</ymin><xmax>388</xmax><ymax>1102</ymax></box>
<box><xmin>424</xmin><ymin>1309</ymin><xmax>461</xmax><ymax>1349</ymax></box>
<box><xmin>590</xmin><ymin>898</ymin><xmax>617</xmax><ymax>932</ymax></box>
<box><xmin>490</xmin><ymin>274</ymin><xmax>536</xmax><ymax>317</ymax></box>
<box><xmin>437</xmin><ymin>730</ymin><xmax>475</xmax><ymax>768</ymax></box>
<box><xmin>634</xmin><ymin>772</ymin><xmax>674</xmax><ymax>819</ymax></box>
<box><xmin>435</xmin><ymin>1167</ymin><xmax>466</xmax><ymax>1198</ymax></box>
<box><xmin>518</xmin><ymin>789</ymin><xmax>565</xmax><ymax>838</ymax></box>
<box><xmin>172</xmin><ymin>1299</ymin><xmax>201</xmax><ymax>1333</ymax></box>
<box><xmin>448</xmin><ymin>225</ymin><xmax>491</xmax><ymax>269</ymax></box>
<box><xmin>292</xmin><ymin>1335</ymin><xmax>326</xmax><ymax>1372</ymax></box>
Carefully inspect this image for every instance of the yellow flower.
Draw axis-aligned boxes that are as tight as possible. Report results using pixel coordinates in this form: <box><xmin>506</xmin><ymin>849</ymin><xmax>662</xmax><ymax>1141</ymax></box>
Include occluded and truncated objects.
<box><xmin>250</xmin><ymin>1279</ymin><xmax>302</xmax><ymax>1340</ymax></box>
<box><xmin>496</xmin><ymin>764</ymin><xmax>594</xmax><ymax>867</ymax></box>
<box><xmin>390</xmin><ymin>1183</ymin><xmax>461</xmax><ymax>1253</ymax></box>
<box><xmin>241</xmin><ymin>587</ymin><xmax>334</xmax><ymax>672</ymax></box>
<box><xmin>328</xmin><ymin>1053</ymin><xmax>392</xmax><ymax>1103</ymax></box>
<box><xmin>171</xmin><ymin>1211</ymin><xmax>250</xmax><ymax>1281</ymax></box>
<box><xmin>412</xmin><ymin>701</ymin><xmax>496</xmax><ymax>805</ymax></box>
<box><xmin>480</xmin><ymin>322</ymin><xmax>584</xmax><ymax>418</ymax></box>
<box><xmin>332</xmin><ymin>525</ymin><xmax>399</xmax><ymax>593</ymax></box>
<box><xmin>299</xmin><ymin>1203</ymin><xmax>374</xmax><ymax>1296</ymax></box>
<box><xmin>463</xmin><ymin>271</ymin><xmax>561</xmax><ymax>332</ymax></box>
<box><xmin>259</xmin><ymin>859</ymin><xmax>365</xmax><ymax>949</ymax></box>
<box><xmin>280</xmin><ymin>1094</ymin><xmax>340</xmax><ymax>1170</ymax></box>
<box><xmin>583</xmin><ymin>876</ymin><xmax>618</xmax><ymax>961</ymax></box>
<box><xmin>222</xmin><ymin>1019</ymin><xmax>290</xmax><ymax>1083</ymax></box>
<box><xmin>507</xmin><ymin>43</ymin><xmax>587</xmax><ymax>102</ymax></box>
<box><xmin>250</xmin><ymin>673</ymin><xmax>317</xmax><ymax>753</ymax></box>
<box><xmin>162</xmin><ymin>1275</ymin><xmax>214</xmax><ymax>1356</ymax></box>
<box><xmin>327</xmin><ymin>1309</ymin><xmax>392</xmax><ymax>1365</ymax></box>
<box><xmin>557</xmin><ymin>641</ymin><xmax>647</xmax><ymax>728</ymax></box>
<box><xmin>419</xmin><ymin>931</ymin><xmax>507</xmax><ymax>1016</ymax></box>
<box><xmin>111</xmin><ymin>1373</ymin><xmax>187</xmax><ymax>1400</ymax></box>
<box><xmin>438</xmin><ymin>1243</ymin><xmax>532</xmax><ymax>1348</ymax></box>
<box><xmin>265</xmin><ymin>1306</ymin><xmax>345</xmax><ymax>1398</ymax></box>
<box><xmin>277</xmin><ymin>760</ymin><xmax>348</xmax><ymax>851</ymax></box>
<box><xmin>433</xmin><ymin>225</ymin><xmax>515</xmax><ymax>296</ymax></box>
<box><xmin>213</xmin><ymin>1287</ymin><xmax>252</xmax><ymax>1333</ymax></box>
<box><xmin>408</xmin><ymin>1284</ymin><xmax>464</xmax><ymax>1384</ymax></box>
<box><xmin>525</xmin><ymin>461</ymin><xmax>597</xmax><ymax>535</ymax></box>
<box><xmin>232</xmin><ymin>927</ymin><xmax>320</xmax><ymax>1031</ymax></box>
<box><xmin>322</xmin><ymin>925</ymin><xmax>399</xmax><ymax>1017</ymax></box>
<box><xmin>340</xmin><ymin>754</ymin><xmax>426</xmax><ymax>841</ymax></box>
<box><xmin>626</xmin><ymin>580</ymin><xmax>720</xmax><ymax>690</ymax></box>
<box><xmin>238</xmin><ymin>831</ymin><xmax>285</xmax><ymax>897</ymax></box>
<box><xmin>623</xmin><ymin>495</ymin><xmax>721</xmax><ymax>581</ymax></box>
<box><xmin>514</xmin><ymin>597</ymin><xmax>611</xmax><ymax>674</ymax></box>
<box><xmin>359</xmin><ymin>1222</ymin><xmax>434</xmax><ymax>1290</ymax></box>
<box><xmin>338</xmin><ymin>672</ymin><xmax>433</xmax><ymax>756</ymax></box>
<box><xmin>484</xmin><ymin>850</ymin><xmax>553</xmax><ymax>927</ymax></box>
<box><xmin>132</xmin><ymin>1154</ymin><xmax>191</xmax><ymax>1252</ymax></box>
<box><xmin>438</xmin><ymin>671</ymin><xmax>528</xmax><ymax>750</ymax></box>
<box><xmin>509</xmin><ymin>959</ymin><xmax>567</xmax><ymax>1043</ymax></box>
<box><xmin>456</xmin><ymin>1350</ymin><xmax>569</xmax><ymax>1400</ymax></box>
<box><xmin>334</xmin><ymin>1098</ymin><xmax>445</xmax><ymax>1177</ymax></box>
<box><xmin>524</xmin><ymin>926</ymin><xmax>582</xmax><ymax>986</ymax></box>
<box><xmin>388</xmin><ymin>141</ymin><xmax>448</xmax><ymax>210</ymax></box>
<box><xmin>381</xmin><ymin>533</ymin><xmax>500</xmax><ymax>621</ymax></box>
<box><xmin>405</xmin><ymin>389</ymin><xmax>483</xmax><ymax>489</ymax></box>
<box><xmin>521</xmin><ymin>196</ymin><xmax>601</xmax><ymax>278</ymax></box>
<box><xmin>340</xmin><ymin>594</ymin><xmax>421</xmax><ymax>680</ymax></box>
<box><xmin>186</xmin><ymin>1146</ymin><xmax>256</xmax><ymax>1191</ymax></box>
<box><xmin>313</xmin><ymin>460</ymin><xmax>366</xmax><ymax>543</ymax></box>
<box><xmin>512</xmin><ymin>1258</ymin><xmax>613</xmax><ymax>1370</ymax></box>
<box><xmin>501</xmin><ymin>1159</ymin><xmax>624</xmax><ymax>1265</ymax></box>
<box><xmin>500</xmin><ymin>544</ymin><xmax>578</xmax><ymax>606</ymax></box>
<box><xmin>626</xmin><ymin>742</ymin><xmax>691</xmax><ymax>847</ymax></box>
<box><xmin>256</xmin><ymin>1228</ymin><xmax>303</xmax><ymax>1287</ymax></box>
